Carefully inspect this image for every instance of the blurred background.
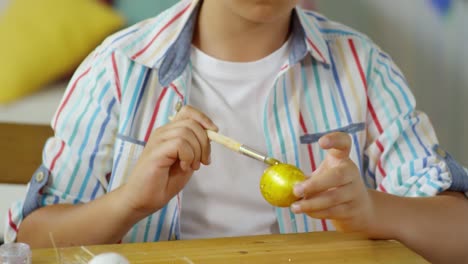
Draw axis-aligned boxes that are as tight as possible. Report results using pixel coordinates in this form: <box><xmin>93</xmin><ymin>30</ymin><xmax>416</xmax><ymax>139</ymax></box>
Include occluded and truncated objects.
<box><xmin>0</xmin><ymin>0</ymin><xmax>466</xmax><ymax>242</ymax></box>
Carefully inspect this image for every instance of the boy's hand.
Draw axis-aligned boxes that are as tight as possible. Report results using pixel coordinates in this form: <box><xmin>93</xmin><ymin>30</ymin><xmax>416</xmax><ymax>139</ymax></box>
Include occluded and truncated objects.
<box><xmin>122</xmin><ymin>106</ymin><xmax>218</xmax><ymax>218</ymax></box>
<box><xmin>291</xmin><ymin>132</ymin><xmax>376</xmax><ymax>234</ymax></box>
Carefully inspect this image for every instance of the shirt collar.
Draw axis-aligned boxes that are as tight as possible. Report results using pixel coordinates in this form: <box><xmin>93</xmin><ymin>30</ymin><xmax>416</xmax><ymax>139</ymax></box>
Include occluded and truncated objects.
<box><xmin>117</xmin><ymin>0</ymin><xmax>330</xmax><ymax>86</ymax></box>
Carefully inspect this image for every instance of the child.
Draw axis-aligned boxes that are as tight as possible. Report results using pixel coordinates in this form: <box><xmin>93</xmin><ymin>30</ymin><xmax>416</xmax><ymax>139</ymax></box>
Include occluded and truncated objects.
<box><xmin>7</xmin><ymin>0</ymin><xmax>468</xmax><ymax>263</ymax></box>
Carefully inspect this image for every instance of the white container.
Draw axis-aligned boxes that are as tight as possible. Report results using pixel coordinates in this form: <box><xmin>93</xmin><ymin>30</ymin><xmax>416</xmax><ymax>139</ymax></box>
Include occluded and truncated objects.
<box><xmin>0</xmin><ymin>243</ymin><xmax>31</xmax><ymax>264</ymax></box>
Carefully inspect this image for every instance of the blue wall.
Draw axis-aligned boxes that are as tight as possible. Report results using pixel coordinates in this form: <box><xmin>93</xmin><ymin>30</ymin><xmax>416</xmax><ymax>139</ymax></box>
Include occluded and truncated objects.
<box><xmin>114</xmin><ymin>0</ymin><xmax>179</xmax><ymax>25</ymax></box>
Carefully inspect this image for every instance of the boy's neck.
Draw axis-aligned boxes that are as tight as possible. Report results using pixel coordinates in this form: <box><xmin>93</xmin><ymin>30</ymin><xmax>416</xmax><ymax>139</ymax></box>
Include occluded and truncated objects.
<box><xmin>192</xmin><ymin>0</ymin><xmax>293</xmax><ymax>62</ymax></box>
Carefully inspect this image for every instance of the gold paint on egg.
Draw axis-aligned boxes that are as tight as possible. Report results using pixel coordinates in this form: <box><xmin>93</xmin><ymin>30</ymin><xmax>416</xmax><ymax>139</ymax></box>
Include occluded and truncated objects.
<box><xmin>260</xmin><ymin>163</ymin><xmax>306</xmax><ymax>207</ymax></box>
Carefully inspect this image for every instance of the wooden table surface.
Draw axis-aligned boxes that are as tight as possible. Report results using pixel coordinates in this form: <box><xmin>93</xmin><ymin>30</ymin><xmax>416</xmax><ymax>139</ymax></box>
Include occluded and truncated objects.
<box><xmin>32</xmin><ymin>232</ymin><xmax>428</xmax><ymax>264</ymax></box>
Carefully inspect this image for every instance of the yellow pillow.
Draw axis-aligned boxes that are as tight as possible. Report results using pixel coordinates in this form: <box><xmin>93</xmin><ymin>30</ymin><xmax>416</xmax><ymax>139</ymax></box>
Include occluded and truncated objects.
<box><xmin>0</xmin><ymin>0</ymin><xmax>125</xmax><ymax>103</ymax></box>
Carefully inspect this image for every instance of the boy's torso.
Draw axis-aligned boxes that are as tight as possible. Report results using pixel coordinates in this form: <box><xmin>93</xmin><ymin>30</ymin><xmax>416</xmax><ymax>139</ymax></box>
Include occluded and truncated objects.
<box><xmin>100</xmin><ymin>0</ymin><xmax>375</xmax><ymax>242</ymax></box>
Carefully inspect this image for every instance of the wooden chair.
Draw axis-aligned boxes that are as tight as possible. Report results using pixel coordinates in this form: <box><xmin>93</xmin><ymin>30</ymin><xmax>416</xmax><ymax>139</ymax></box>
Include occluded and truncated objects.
<box><xmin>0</xmin><ymin>123</ymin><xmax>53</xmax><ymax>185</ymax></box>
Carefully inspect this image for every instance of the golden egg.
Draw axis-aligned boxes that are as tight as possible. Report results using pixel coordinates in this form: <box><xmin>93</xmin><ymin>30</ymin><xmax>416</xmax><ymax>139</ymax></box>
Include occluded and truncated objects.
<box><xmin>260</xmin><ymin>163</ymin><xmax>306</xmax><ymax>207</ymax></box>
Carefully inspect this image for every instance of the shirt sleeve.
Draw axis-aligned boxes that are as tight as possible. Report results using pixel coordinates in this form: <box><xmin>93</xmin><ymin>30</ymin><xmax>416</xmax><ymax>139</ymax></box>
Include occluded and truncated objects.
<box><xmin>4</xmin><ymin>46</ymin><xmax>120</xmax><ymax>243</ymax></box>
<box><xmin>363</xmin><ymin>46</ymin><xmax>468</xmax><ymax>197</ymax></box>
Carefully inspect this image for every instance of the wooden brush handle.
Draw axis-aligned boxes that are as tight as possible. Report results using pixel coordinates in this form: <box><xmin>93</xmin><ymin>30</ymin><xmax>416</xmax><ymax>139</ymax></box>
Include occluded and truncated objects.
<box><xmin>169</xmin><ymin>114</ymin><xmax>276</xmax><ymax>165</ymax></box>
<box><xmin>169</xmin><ymin>117</ymin><xmax>274</xmax><ymax>164</ymax></box>
<box><xmin>168</xmin><ymin>115</ymin><xmax>242</xmax><ymax>152</ymax></box>
<box><xmin>206</xmin><ymin>130</ymin><xmax>241</xmax><ymax>153</ymax></box>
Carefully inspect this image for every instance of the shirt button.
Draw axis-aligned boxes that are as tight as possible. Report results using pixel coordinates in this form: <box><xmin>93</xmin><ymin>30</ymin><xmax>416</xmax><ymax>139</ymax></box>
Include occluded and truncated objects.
<box><xmin>35</xmin><ymin>171</ymin><xmax>45</xmax><ymax>183</ymax></box>
<box><xmin>175</xmin><ymin>101</ymin><xmax>183</xmax><ymax>112</ymax></box>
<box><xmin>435</xmin><ymin>147</ymin><xmax>447</xmax><ymax>158</ymax></box>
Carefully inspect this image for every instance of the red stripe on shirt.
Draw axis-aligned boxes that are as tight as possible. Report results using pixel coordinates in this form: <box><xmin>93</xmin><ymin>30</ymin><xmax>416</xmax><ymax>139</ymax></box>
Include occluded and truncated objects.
<box><xmin>321</xmin><ymin>219</ymin><xmax>328</xmax><ymax>231</ymax></box>
<box><xmin>170</xmin><ymin>83</ymin><xmax>184</xmax><ymax>102</ymax></box>
<box><xmin>50</xmin><ymin>141</ymin><xmax>66</xmax><ymax>171</ymax></box>
<box><xmin>378</xmin><ymin>183</ymin><xmax>388</xmax><ymax>193</ymax></box>
<box><xmin>53</xmin><ymin>68</ymin><xmax>91</xmax><ymax>129</ymax></box>
<box><xmin>145</xmin><ymin>87</ymin><xmax>169</xmax><ymax>141</ymax></box>
<box><xmin>376</xmin><ymin>140</ymin><xmax>384</xmax><ymax>153</ymax></box>
<box><xmin>367</xmin><ymin>100</ymin><xmax>384</xmax><ymax>134</ymax></box>
<box><xmin>348</xmin><ymin>39</ymin><xmax>368</xmax><ymax>91</ymax></box>
<box><xmin>349</xmin><ymin>39</ymin><xmax>388</xmax><ymax>178</ymax></box>
<box><xmin>375</xmin><ymin>140</ymin><xmax>387</xmax><ymax>176</ymax></box>
<box><xmin>112</xmin><ymin>52</ymin><xmax>122</xmax><ymax>102</ymax></box>
<box><xmin>299</xmin><ymin>112</ymin><xmax>316</xmax><ymax>171</ymax></box>
<box><xmin>8</xmin><ymin>208</ymin><xmax>18</xmax><ymax>233</ymax></box>
<box><xmin>377</xmin><ymin>161</ymin><xmax>387</xmax><ymax>177</ymax></box>
<box><xmin>132</xmin><ymin>3</ymin><xmax>192</xmax><ymax>60</ymax></box>
<box><xmin>306</xmin><ymin>37</ymin><xmax>327</xmax><ymax>63</ymax></box>
<box><xmin>349</xmin><ymin>39</ymin><xmax>384</xmax><ymax>134</ymax></box>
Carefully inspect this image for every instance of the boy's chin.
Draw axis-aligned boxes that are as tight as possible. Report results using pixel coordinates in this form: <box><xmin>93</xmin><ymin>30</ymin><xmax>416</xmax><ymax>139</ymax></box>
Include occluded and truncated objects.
<box><xmin>225</xmin><ymin>0</ymin><xmax>296</xmax><ymax>24</ymax></box>
<box><xmin>239</xmin><ymin>8</ymin><xmax>294</xmax><ymax>24</ymax></box>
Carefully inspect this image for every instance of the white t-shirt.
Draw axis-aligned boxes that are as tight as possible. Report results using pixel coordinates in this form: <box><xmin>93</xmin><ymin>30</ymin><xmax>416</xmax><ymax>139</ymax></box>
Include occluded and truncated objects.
<box><xmin>180</xmin><ymin>39</ymin><xmax>291</xmax><ymax>239</ymax></box>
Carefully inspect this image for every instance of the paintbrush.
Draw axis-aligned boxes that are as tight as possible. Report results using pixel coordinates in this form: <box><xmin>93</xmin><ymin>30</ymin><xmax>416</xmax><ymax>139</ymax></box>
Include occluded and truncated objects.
<box><xmin>205</xmin><ymin>130</ymin><xmax>281</xmax><ymax>166</ymax></box>
<box><xmin>170</xmin><ymin>103</ymin><xmax>280</xmax><ymax>166</ymax></box>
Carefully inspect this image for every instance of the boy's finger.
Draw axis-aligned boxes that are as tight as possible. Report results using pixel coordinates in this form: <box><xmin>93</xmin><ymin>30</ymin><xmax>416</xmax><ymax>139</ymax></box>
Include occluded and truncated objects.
<box><xmin>318</xmin><ymin>132</ymin><xmax>352</xmax><ymax>160</ymax></box>
<box><xmin>174</xmin><ymin>105</ymin><xmax>218</xmax><ymax>132</ymax></box>
<box><xmin>163</xmin><ymin>120</ymin><xmax>211</xmax><ymax>166</ymax></box>
<box><xmin>292</xmin><ymin>201</ymin><xmax>353</xmax><ymax>220</ymax></box>
<box><xmin>154</xmin><ymin>138</ymin><xmax>195</xmax><ymax>171</ymax></box>
<box><xmin>294</xmin><ymin>163</ymin><xmax>354</xmax><ymax>198</ymax></box>
<box><xmin>181</xmin><ymin>119</ymin><xmax>211</xmax><ymax>166</ymax></box>
<box><xmin>292</xmin><ymin>184</ymin><xmax>353</xmax><ymax>212</ymax></box>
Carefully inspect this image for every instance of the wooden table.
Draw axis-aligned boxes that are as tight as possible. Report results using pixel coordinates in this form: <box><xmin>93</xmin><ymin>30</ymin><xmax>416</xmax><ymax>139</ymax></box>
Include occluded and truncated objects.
<box><xmin>32</xmin><ymin>232</ymin><xmax>428</xmax><ymax>263</ymax></box>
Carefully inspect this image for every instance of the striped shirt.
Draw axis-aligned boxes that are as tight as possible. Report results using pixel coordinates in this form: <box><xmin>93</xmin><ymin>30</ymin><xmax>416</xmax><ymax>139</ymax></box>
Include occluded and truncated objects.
<box><xmin>5</xmin><ymin>0</ymin><xmax>468</xmax><ymax>243</ymax></box>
